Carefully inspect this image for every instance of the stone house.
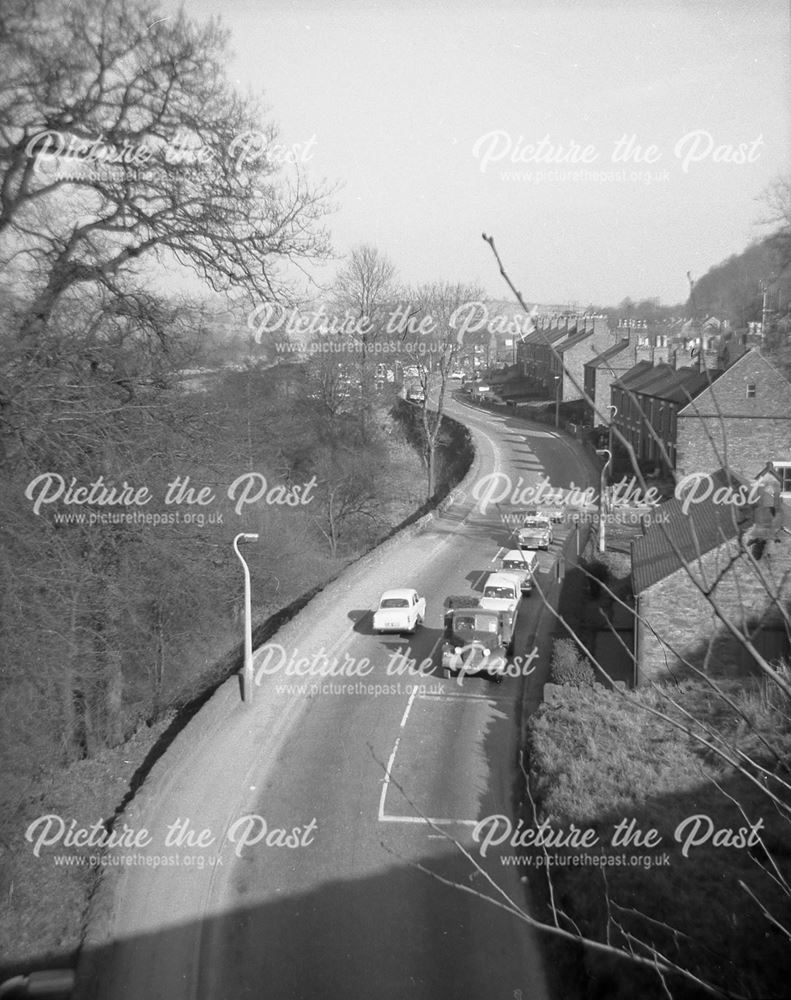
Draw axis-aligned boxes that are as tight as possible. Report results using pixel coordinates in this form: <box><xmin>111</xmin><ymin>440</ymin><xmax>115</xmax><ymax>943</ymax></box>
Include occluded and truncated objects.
<box><xmin>556</xmin><ymin>319</ymin><xmax>613</xmax><ymax>402</ymax></box>
<box><xmin>584</xmin><ymin>330</ymin><xmax>676</xmax><ymax>427</ymax></box>
<box><xmin>675</xmin><ymin>349</ymin><xmax>791</xmax><ymax>486</ymax></box>
<box><xmin>611</xmin><ymin>362</ymin><xmax>715</xmax><ymax>472</ymax></box>
<box><xmin>631</xmin><ymin>470</ymin><xmax>791</xmax><ymax>684</ymax></box>
<box><xmin>517</xmin><ymin>314</ymin><xmax>612</xmax><ymax>400</ymax></box>
<box><xmin>584</xmin><ymin>340</ymin><xmax>633</xmax><ymax>425</ymax></box>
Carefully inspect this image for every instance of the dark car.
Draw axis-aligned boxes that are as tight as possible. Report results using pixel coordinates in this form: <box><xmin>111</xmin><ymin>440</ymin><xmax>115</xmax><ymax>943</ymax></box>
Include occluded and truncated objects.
<box><xmin>441</xmin><ymin>599</ymin><xmax>511</xmax><ymax>682</ymax></box>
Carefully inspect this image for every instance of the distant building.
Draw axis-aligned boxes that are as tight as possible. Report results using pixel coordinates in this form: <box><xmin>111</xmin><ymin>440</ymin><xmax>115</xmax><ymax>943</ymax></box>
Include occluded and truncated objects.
<box><xmin>555</xmin><ymin>318</ymin><xmax>613</xmax><ymax>402</ymax></box>
<box><xmin>585</xmin><ymin>324</ymin><xmax>679</xmax><ymax>427</ymax></box>
<box><xmin>517</xmin><ymin>313</ymin><xmax>612</xmax><ymax>401</ymax></box>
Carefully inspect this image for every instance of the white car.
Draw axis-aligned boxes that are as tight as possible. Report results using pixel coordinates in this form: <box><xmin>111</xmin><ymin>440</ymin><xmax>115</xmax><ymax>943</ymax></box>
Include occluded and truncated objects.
<box><xmin>372</xmin><ymin>588</ymin><xmax>426</xmax><ymax>634</ymax></box>
<box><xmin>500</xmin><ymin>549</ymin><xmax>538</xmax><ymax>594</ymax></box>
<box><xmin>517</xmin><ymin>515</ymin><xmax>553</xmax><ymax>550</ymax></box>
<box><xmin>480</xmin><ymin>571</ymin><xmax>522</xmax><ymax>621</ymax></box>
<box><xmin>540</xmin><ymin>506</ymin><xmax>565</xmax><ymax>524</ymax></box>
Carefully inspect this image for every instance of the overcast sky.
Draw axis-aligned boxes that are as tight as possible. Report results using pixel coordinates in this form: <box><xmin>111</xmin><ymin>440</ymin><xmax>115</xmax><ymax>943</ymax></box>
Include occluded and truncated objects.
<box><xmin>172</xmin><ymin>0</ymin><xmax>789</xmax><ymax>308</ymax></box>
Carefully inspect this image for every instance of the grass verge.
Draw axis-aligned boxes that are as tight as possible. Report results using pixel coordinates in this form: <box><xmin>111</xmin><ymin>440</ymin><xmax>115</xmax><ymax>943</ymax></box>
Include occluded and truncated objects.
<box><xmin>522</xmin><ymin>678</ymin><xmax>791</xmax><ymax>1000</ymax></box>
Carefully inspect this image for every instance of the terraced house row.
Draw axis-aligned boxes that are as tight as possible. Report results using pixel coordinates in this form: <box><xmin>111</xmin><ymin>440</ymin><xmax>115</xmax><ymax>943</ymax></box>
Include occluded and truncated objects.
<box><xmin>516</xmin><ymin>313</ymin><xmax>789</xmax><ymax>482</ymax></box>
<box><xmin>607</xmin><ymin>349</ymin><xmax>791</xmax><ymax>483</ymax></box>
<box><xmin>515</xmin><ymin>316</ymin><xmax>791</xmax><ymax>684</ymax></box>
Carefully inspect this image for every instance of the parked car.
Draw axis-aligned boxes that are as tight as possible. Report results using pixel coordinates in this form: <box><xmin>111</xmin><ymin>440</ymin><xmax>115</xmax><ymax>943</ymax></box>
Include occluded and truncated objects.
<box><xmin>406</xmin><ymin>385</ymin><xmax>426</xmax><ymax>403</ymax></box>
<box><xmin>479</xmin><ymin>571</ymin><xmax>522</xmax><ymax>629</ymax></box>
<box><xmin>517</xmin><ymin>514</ymin><xmax>553</xmax><ymax>550</ymax></box>
<box><xmin>372</xmin><ymin>589</ymin><xmax>426</xmax><ymax>634</ymax></box>
<box><xmin>441</xmin><ymin>598</ymin><xmax>511</xmax><ymax>682</ymax></box>
<box><xmin>540</xmin><ymin>506</ymin><xmax>565</xmax><ymax>524</ymax></box>
<box><xmin>499</xmin><ymin>549</ymin><xmax>538</xmax><ymax>594</ymax></box>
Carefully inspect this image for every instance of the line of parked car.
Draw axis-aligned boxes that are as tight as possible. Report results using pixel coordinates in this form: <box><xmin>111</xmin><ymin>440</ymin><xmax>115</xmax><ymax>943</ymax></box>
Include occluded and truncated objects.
<box><xmin>371</xmin><ymin>507</ymin><xmax>561</xmax><ymax>684</ymax></box>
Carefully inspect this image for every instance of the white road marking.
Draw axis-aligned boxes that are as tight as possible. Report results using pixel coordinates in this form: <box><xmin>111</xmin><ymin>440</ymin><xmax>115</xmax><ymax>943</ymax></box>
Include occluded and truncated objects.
<box><xmin>418</xmin><ymin>691</ymin><xmax>499</xmax><ymax>702</ymax></box>
<box><xmin>399</xmin><ymin>684</ymin><xmax>419</xmax><ymax>729</ymax></box>
<box><xmin>378</xmin><ymin>740</ymin><xmax>478</xmax><ymax>826</ymax></box>
<box><xmin>377</xmin><ymin>735</ymin><xmax>403</xmax><ymax>822</ymax></box>
<box><xmin>379</xmin><ymin>814</ymin><xmax>478</xmax><ymax>826</ymax></box>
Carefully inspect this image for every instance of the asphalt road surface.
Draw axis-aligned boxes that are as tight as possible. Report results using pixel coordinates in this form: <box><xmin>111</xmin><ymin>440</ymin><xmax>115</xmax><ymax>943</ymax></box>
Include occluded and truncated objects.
<box><xmin>78</xmin><ymin>394</ymin><xmax>597</xmax><ymax>1000</ymax></box>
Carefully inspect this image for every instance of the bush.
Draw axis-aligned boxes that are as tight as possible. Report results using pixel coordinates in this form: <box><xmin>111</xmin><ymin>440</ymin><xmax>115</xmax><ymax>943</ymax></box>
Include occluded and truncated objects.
<box><xmin>550</xmin><ymin>638</ymin><xmax>596</xmax><ymax>687</ymax></box>
<box><xmin>587</xmin><ymin>559</ymin><xmax>610</xmax><ymax>598</ymax></box>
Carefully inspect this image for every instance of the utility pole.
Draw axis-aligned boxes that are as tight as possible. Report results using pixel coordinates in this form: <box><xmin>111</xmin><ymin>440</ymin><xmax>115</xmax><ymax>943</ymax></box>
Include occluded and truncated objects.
<box><xmin>760</xmin><ymin>279</ymin><xmax>769</xmax><ymax>343</ymax></box>
<box><xmin>686</xmin><ymin>271</ymin><xmax>704</xmax><ymax>370</ymax></box>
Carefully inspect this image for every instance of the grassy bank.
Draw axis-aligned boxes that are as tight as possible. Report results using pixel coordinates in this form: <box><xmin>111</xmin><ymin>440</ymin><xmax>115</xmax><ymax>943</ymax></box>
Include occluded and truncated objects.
<box><xmin>523</xmin><ymin>679</ymin><xmax>791</xmax><ymax>1000</ymax></box>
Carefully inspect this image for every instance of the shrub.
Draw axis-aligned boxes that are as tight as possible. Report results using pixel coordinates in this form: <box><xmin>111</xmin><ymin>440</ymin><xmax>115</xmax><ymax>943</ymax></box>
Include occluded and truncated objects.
<box><xmin>587</xmin><ymin>559</ymin><xmax>610</xmax><ymax>598</ymax></box>
<box><xmin>550</xmin><ymin>638</ymin><xmax>596</xmax><ymax>687</ymax></box>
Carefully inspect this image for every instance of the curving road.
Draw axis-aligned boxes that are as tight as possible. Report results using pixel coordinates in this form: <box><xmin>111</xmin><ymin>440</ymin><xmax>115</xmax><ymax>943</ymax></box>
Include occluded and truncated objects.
<box><xmin>78</xmin><ymin>394</ymin><xmax>597</xmax><ymax>1000</ymax></box>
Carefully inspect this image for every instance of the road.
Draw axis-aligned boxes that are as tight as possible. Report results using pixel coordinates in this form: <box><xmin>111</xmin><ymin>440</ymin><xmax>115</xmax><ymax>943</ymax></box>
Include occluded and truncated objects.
<box><xmin>77</xmin><ymin>394</ymin><xmax>597</xmax><ymax>1000</ymax></box>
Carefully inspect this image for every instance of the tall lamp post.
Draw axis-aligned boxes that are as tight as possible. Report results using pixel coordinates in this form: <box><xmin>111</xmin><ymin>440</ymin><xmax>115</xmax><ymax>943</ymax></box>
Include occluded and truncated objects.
<box><xmin>554</xmin><ymin>375</ymin><xmax>560</xmax><ymax>429</ymax></box>
<box><xmin>606</xmin><ymin>404</ymin><xmax>617</xmax><ymax>461</ymax></box>
<box><xmin>233</xmin><ymin>532</ymin><xmax>259</xmax><ymax>704</ymax></box>
<box><xmin>595</xmin><ymin>449</ymin><xmax>612</xmax><ymax>554</ymax></box>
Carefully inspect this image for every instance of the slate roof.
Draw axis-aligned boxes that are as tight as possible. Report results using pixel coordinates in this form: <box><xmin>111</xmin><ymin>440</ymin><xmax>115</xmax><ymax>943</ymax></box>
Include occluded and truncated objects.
<box><xmin>631</xmin><ymin>469</ymin><xmax>754</xmax><ymax>594</ymax></box>
<box><xmin>586</xmin><ymin>340</ymin><xmax>632</xmax><ymax>369</ymax></box>
<box><xmin>556</xmin><ymin>329</ymin><xmax>593</xmax><ymax>353</ymax></box>
<box><xmin>521</xmin><ymin>325</ymin><xmax>573</xmax><ymax>348</ymax></box>
<box><xmin>613</xmin><ymin>363</ymin><xmax>720</xmax><ymax>404</ymax></box>
<box><xmin>487</xmin><ymin>376</ymin><xmax>536</xmax><ymax>401</ymax></box>
<box><xmin>614</xmin><ymin>360</ymin><xmax>661</xmax><ymax>392</ymax></box>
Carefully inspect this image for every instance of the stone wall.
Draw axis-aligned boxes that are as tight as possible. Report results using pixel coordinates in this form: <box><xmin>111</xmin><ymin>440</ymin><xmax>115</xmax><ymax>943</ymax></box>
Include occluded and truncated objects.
<box><xmin>635</xmin><ymin>534</ymin><xmax>791</xmax><ymax>683</ymax></box>
<box><xmin>676</xmin><ymin>352</ymin><xmax>791</xmax><ymax>480</ymax></box>
<box><xmin>676</xmin><ymin>416</ymin><xmax>791</xmax><ymax>482</ymax></box>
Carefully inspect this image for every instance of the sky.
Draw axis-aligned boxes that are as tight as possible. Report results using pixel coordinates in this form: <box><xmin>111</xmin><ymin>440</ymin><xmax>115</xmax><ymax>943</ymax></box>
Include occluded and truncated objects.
<box><xmin>169</xmin><ymin>0</ymin><xmax>790</xmax><ymax>308</ymax></box>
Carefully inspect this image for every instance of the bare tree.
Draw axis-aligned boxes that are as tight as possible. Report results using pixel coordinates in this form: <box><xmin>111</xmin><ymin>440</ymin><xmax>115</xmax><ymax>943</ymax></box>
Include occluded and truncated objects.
<box><xmin>330</xmin><ymin>244</ymin><xmax>398</xmax><ymax>439</ymax></box>
<box><xmin>402</xmin><ymin>280</ymin><xmax>485</xmax><ymax>498</ymax></box>
<box><xmin>0</xmin><ymin>0</ymin><xmax>334</xmax><ymax>761</ymax></box>
<box><xmin>333</xmin><ymin>243</ymin><xmax>397</xmax><ymax>325</ymax></box>
<box><xmin>0</xmin><ymin>0</ymin><xmax>333</xmax><ymax>353</ymax></box>
<box><xmin>310</xmin><ymin>449</ymin><xmax>381</xmax><ymax>557</ymax></box>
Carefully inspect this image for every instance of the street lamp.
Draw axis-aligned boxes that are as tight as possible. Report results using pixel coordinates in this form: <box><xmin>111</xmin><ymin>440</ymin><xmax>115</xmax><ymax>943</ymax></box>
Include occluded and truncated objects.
<box><xmin>595</xmin><ymin>449</ymin><xmax>612</xmax><ymax>554</ymax></box>
<box><xmin>606</xmin><ymin>404</ymin><xmax>618</xmax><ymax>460</ymax></box>
<box><xmin>554</xmin><ymin>375</ymin><xmax>560</xmax><ymax>429</ymax></box>
<box><xmin>233</xmin><ymin>532</ymin><xmax>259</xmax><ymax>704</ymax></box>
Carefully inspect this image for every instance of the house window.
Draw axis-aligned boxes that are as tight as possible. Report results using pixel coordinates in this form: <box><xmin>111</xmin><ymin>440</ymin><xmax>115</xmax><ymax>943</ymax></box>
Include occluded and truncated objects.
<box><xmin>772</xmin><ymin>462</ymin><xmax>791</xmax><ymax>495</ymax></box>
<box><xmin>746</xmin><ymin>383</ymin><xmax>756</xmax><ymax>398</ymax></box>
